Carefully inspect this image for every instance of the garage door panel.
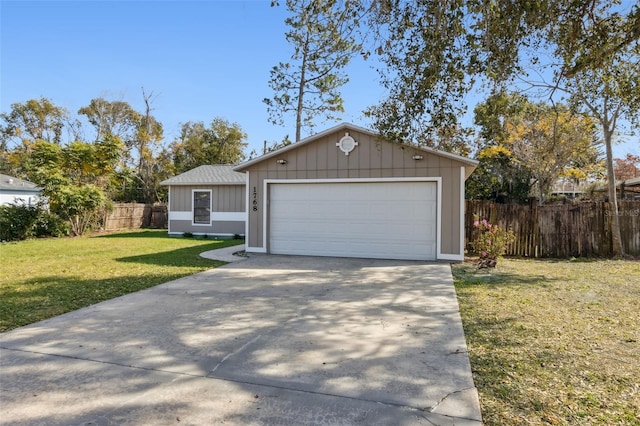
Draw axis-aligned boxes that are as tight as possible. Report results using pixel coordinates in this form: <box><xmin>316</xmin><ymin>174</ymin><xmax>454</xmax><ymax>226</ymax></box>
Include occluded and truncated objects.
<box><xmin>269</xmin><ymin>182</ymin><xmax>437</xmax><ymax>261</ymax></box>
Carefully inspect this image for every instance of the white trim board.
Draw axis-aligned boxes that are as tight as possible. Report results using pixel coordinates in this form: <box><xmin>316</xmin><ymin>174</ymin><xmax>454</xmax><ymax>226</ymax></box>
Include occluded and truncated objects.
<box><xmin>246</xmin><ymin>246</ymin><xmax>267</xmax><ymax>253</ymax></box>
<box><xmin>169</xmin><ymin>211</ymin><xmax>245</xmax><ymax>222</ymax></box>
<box><xmin>244</xmin><ymin>171</ymin><xmax>250</xmax><ymax>246</ymax></box>
<box><xmin>192</xmin><ymin>188</ymin><xmax>212</xmax><ymax>226</ymax></box>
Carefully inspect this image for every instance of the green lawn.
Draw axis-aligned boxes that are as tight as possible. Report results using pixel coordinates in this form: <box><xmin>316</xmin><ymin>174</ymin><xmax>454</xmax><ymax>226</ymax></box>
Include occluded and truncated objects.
<box><xmin>453</xmin><ymin>258</ymin><xmax>640</xmax><ymax>425</ymax></box>
<box><xmin>0</xmin><ymin>230</ymin><xmax>244</xmax><ymax>332</ymax></box>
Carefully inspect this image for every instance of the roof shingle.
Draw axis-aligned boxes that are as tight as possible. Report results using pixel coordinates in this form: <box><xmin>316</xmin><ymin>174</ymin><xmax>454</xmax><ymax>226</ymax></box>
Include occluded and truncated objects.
<box><xmin>0</xmin><ymin>174</ymin><xmax>41</xmax><ymax>191</ymax></box>
<box><xmin>161</xmin><ymin>165</ymin><xmax>245</xmax><ymax>186</ymax></box>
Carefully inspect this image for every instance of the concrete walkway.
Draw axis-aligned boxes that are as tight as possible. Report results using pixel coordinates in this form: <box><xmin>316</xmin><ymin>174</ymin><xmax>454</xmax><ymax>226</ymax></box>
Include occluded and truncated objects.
<box><xmin>0</xmin><ymin>252</ymin><xmax>481</xmax><ymax>425</ymax></box>
<box><xmin>199</xmin><ymin>244</ymin><xmax>248</xmax><ymax>262</ymax></box>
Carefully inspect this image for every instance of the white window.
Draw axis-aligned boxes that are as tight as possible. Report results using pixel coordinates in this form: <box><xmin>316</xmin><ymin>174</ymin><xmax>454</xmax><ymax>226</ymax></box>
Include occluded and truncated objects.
<box><xmin>193</xmin><ymin>190</ymin><xmax>211</xmax><ymax>225</ymax></box>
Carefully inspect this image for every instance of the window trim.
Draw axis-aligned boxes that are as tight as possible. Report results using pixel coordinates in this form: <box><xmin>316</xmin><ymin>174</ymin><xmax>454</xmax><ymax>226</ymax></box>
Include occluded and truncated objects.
<box><xmin>192</xmin><ymin>189</ymin><xmax>212</xmax><ymax>226</ymax></box>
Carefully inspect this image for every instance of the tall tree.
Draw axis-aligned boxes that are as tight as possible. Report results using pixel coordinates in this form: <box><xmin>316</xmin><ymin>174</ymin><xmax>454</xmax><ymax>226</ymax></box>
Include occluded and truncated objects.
<box><xmin>0</xmin><ymin>98</ymin><xmax>69</xmax><ymax>150</ymax></box>
<box><xmin>78</xmin><ymin>98</ymin><xmax>140</xmax><ymax>144</ymax></box>
<box><xmin>470</xmin><ymin>92</ymin><xmax>602</xmax><ymax>203</ymax></box>
<box><xmin>562</xmin><ymin>57</ymin><xmax>640</xmax><ymax>254</ymax></box>
<box><xmin>78</xmin><ymin>95</ymin><xmax>166</xmax><ymax>202</ymax></box>
<box><xmin>171</xmin><ymin>118</ymin><xmax>247</xmax><ymax>174</ymax></box>
<box><xmin>361</xmin><ymin>1</ymin><xmax>639</xmax><ymax>143</ymax></box>
<box><xmin>135</xmin><ymin>88</ymin><xmax>165</xmax><ymax>203</ymax></box>
<box><xmin>359</xmin><ymin>0</ymin><xmax>639</xmax><ymax>255</ymax></box>
<box><xmin>505</xmin><ymin>103</ymin><xmax>601</xmax><ymax>203</ymax></box>
<box><xmin>265</xmin><ymin>0</ymin><xmax>362</xmax><ymax>141</ymax></box>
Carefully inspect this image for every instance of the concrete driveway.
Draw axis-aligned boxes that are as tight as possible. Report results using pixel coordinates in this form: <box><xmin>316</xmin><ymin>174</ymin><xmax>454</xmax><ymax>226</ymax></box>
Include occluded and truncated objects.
<box><xmin>0</xmin><ymin>254</ymin><xmax>481</xmax><ymax>425</ymax></box>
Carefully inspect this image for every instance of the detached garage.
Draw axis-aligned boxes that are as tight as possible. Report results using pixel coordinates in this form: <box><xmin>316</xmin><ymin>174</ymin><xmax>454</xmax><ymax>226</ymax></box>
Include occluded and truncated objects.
<box><xmin>234</xmin><ymin>123</ymin><xmax>477</xmax><ymax>261</ymax></box>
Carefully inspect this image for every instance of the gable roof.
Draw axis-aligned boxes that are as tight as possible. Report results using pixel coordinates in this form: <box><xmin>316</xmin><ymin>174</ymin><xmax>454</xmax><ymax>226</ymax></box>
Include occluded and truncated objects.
<box><xmin>234</xmin><ymin>122</ymin><xmax>479</xmax><ymax>172</ymax></box>
<box><xmin>0</xmin><ymin>174</ymin><xmax>42</xmax><ymax>192</ymax></box>
<box><xmin>160</xmin><ymin>165</ymin><xmax>245</xmax><ymax>186</ymax></box>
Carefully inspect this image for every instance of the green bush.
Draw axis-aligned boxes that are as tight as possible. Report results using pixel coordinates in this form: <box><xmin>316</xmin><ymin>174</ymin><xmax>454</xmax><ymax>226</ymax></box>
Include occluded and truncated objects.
<box><xmin>0</xmin><ymin>203</ymin><xmax>41</xmax><ymax>242</ymax></box>
<box><xmin>0</xmin><ymin>203</ymin><xmax>70</xmax><ymax>242</ymax></box>
<box><xmin>31</xmin><ymin>211</ymin><xmax>70</xmax><ymax>238</ymax></box>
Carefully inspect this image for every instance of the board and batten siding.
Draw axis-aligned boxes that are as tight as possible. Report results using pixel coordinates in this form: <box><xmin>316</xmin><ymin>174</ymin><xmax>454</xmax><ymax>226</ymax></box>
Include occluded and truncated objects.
<box><xmin>168</xmin><ymin>184</ymin><xmax>245</xmax><ymax>235</ymax></box>
<box><xmin>242</xmin><ymin>128</ymin><xmax>466</xmax><ymax>257</ymax></box>
<box><xmin>169</xmin><ymin>185</ymin><xmax>245</xmax><ymax>212</ymax></box>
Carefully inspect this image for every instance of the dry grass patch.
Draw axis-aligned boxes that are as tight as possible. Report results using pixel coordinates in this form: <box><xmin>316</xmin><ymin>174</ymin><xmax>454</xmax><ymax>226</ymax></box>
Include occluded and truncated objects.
<box><xmin>453</xmin><ymin>258</ymin><xmax>640</xmax><ymax>425</ymax></box>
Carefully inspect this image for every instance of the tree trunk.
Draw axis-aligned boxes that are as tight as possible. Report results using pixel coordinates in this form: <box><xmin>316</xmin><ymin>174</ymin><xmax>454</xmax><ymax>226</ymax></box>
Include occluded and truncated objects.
<box><xmin>295</xmin><ymin>34</ymin><xmax>310</xmax><ymax>142</ymax></box>
<box><xmin>603</xmin><ymin>126</ymin><xmax>624</xmax><ymax>256</ymax></box>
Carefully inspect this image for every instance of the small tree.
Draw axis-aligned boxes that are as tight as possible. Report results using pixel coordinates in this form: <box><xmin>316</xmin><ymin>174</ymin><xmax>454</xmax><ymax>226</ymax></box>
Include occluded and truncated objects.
<box><xmin>54</xmin><ymin>185</ymin><xmax>108</xmax><ymax>236</ymax></box>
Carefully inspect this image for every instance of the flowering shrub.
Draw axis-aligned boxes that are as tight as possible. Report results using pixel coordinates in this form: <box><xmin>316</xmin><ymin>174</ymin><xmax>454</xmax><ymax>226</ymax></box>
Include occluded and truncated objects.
<box><xmin>471</xmin><ymin>217</ymin><xmax>515</xmax><ymax>268</ymax></box>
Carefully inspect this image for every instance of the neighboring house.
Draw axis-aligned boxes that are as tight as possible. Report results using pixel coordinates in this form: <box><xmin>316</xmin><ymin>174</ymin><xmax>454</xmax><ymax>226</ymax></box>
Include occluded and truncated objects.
<box><xmin>234</xmin><ymin>123</ymin><xmax>478</xmax><ymax>261</ymax></box>
<box><xmin>618</xmin><ymin>176</ymin><xmax>640</xmax><ymax>200</ymax></box>
<box><xmin>591</xmin><ymin>176</ymin><xmax>640</xmax><ymax>201</ymax></box>
<box><xmin>161</xmin><ymin>165</ymin><xmax>246</xmax><ymax>236</ymax></box>
<box><xmin>550</xmin><ymin>177</ymin><xmax>588</xmax><ymax>199</ymax></box>
<box><xmin>0</xmin><ymin>174</ymin><xmax>43</xmax><ymax>207</ymax></box>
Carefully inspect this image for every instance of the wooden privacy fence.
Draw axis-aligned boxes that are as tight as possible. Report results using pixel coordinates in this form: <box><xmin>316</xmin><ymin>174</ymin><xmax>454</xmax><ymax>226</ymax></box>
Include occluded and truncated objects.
<box><xmin>465</xmin><ymin>200</ymin><xmax>640</xmax><ymax>258</ymax></box>
<box><xmin>103</xmin><ymin>203</ymin><xmax>167</xmax><ymax>231</ymax></box>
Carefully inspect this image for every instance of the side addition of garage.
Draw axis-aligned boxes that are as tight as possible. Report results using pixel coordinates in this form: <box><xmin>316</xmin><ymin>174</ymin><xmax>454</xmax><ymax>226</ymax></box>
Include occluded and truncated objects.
<box><xmin>234</xmin><ymin>123</ymin><xmax>478</xmax><ymax>261</ymax></box>
<box><xmin>161</xmin><ymin>165</ymin><xmax>246</xmax><ymax>237</ymax></box>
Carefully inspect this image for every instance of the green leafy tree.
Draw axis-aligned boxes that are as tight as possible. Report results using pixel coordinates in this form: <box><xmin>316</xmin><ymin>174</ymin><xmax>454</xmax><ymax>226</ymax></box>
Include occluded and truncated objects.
<box><xmin>265</xmin><ymin>0</ymin><xmax>362</xmax><ymax>141</ymax></box>
<box><xmin>78</xmin><ymin>97</ymin><xmax>140</xmax><ymax>144</ymax></box>
<box><xmin>79</xmin><ymin>92</ymin><xmax>166</xmax><ymax>203</ymax></box>
<box><xmin>5</xmin><ymin>137</ymin><xmax>120</xmax><ymax>235</ymax></box>
<box><xmin>171</xmin><ymin>118</ymin><xmax>247</xmax><ymax>174</ymax></box>
<box><xmin>562</xmin><ymin>59</ymin><xmax>640</xmax><ymax>255</ymax></box>
<box><xmin>469</xmin><ymin>93</ymin><xmax>536</xmax><ymax>203</ymax></box>
<box><xmin>360</xmin><ymin>1</ymin><xmax>639</xmax><ymax>144</ymax></box>
<box><xmin>0</xmin><ymin>98</ymin><xmax>69</xmax><ymax>149</ymax></box>
<box><xmin>466</xmin><ymin>146</ymin><xmax>532</xmax><ymax>204</ymax></box>
<box><xmin>55</xmin><ymin>184</ymin><xmax>108</xmax><ymax>236</ymax></box>
<box><xmin>505</xmin><ymin>103</ymin><xmax>601</xmax><ymax>203</ymax></box>
<box><xmin>470</xmin><ymin>93</ymin><xmax>602</xmax><ymax>203</ymax></box>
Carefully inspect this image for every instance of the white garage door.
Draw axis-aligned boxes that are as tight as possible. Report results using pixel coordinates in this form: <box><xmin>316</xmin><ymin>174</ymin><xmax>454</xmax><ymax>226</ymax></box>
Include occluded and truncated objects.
<box><xmin>269</xmin><ymin>181</ymin><xmax>437</xmax><ymax>260</ymax></box>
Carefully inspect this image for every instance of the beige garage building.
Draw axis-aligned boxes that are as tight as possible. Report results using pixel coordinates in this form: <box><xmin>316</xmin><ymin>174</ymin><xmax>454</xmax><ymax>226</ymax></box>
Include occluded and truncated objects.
<box><xmin>234</xmin><ymin>123</ymin><xmax>478</xmax><ymax>261</ymax></box>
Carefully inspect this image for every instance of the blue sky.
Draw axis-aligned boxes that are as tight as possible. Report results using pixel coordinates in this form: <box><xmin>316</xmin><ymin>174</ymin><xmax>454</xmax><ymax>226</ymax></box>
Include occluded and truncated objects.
<box><xmin>1</xmin><ymin>0</ymin><xmax>637</xmax><ymax>158</ymax></box>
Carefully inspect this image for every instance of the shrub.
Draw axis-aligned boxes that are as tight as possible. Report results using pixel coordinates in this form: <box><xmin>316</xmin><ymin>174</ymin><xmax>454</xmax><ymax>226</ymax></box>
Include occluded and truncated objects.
<box><xmin>0</xmin><ymin>203</ymin><xmax>40</xmax><ymax>242</ymax></box>
<box><xmin>31</xmin><ymin>211</ymin><xmax>70</xmax><ymax>238</ymax></box>
<box><xmin>0</xmin><ymin>203</ymin><xmax>70</xmax><ymax>242</ymax></box>
<box><xmin>471</xmin><ymin>217</ymin><xmax>515</xmax><ymax>268</ymax></box>
<box><xmin>54</xmin><ymin>184</ymin><xmax>108</xmax><ymax>236</ymax></box>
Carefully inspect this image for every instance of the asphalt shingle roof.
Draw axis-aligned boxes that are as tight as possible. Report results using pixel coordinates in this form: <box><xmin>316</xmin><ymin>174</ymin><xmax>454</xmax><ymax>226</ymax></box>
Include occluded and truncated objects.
<box><xmin>160</xmin><ymin>165</ymin><xmax>245</xmax><ymax>186</ymax></box>
<box><xmin>0</xmin><ymin>174</ymin><xmax>41</xmax><ymax>191</ymax></box>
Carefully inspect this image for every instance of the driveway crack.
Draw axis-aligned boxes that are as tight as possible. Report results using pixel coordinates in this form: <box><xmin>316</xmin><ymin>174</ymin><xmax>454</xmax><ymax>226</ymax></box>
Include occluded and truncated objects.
<box><xmin>207</xmin><ymin>334</ymin><xmax>262</xmax><ymax>376</ymax></box>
